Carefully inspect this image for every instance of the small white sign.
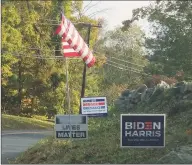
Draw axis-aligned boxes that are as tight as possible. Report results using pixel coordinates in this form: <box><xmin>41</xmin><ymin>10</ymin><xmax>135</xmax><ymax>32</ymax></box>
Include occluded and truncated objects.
<box><xmin>55</xmin><ymin>115</ymin><xmax>88</xmax><ymax>139</ymax></box>
<box><xmin>81</xmin><ymin>97</ymin><xmax>108</xmax><ymax>117</ymax></box>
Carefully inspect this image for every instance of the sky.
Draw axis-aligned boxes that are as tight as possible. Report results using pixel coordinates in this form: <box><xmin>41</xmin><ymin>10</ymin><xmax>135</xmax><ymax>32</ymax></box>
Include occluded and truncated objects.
<box><xmin>82</xmin><ymin>1</ymin><xmax>154</xmax><ymax>54</ymax></box>
<box><xmin>83</xmin><ymin>1</ymin><xmax>151</xmax><ymax>32</ymax></box>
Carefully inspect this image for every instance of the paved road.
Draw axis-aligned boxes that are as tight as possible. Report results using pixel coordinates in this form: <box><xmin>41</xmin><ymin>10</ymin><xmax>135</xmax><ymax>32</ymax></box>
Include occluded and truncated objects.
<box><xmin>1</xmin><ymin>130</ymin><xmax>53</xmax><ymax>164</ymax></box>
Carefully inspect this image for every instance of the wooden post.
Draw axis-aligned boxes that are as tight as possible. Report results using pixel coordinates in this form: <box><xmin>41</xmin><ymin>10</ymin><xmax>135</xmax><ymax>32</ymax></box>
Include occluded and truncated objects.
<box><xmin>79</xmin><ymin>24</ymin><xmax>91</xmax><ymax>114</ymax></box>
<box><xmin>78</xmin><ymin>23</ymin><xmax>102</xmax><ymax>114</ymax></box>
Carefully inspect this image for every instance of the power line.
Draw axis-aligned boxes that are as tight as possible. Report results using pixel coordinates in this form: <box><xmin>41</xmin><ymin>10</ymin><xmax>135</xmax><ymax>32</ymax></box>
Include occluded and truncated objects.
<box><xmin>2</xmin><ymin>50</ymin><xmax>148</xmax><ymax>73</ymax></box>
<box><xmin>93</xmin><ymin>50</ymin><xmax>148</xmax><ymax>64</ymax></box>
<box><xmin>105</xmin><ymin>62</ymin><xmax>150</xmax><ymax>76</ymax></box>
<box><xmin>2</xmin><ymin>52</ymin><xmax>82</xmax><ymax>60</ymax></box>
<box><xmin>35</xmin><ymin>21</ymin><xmax>101</xmax><ymax>27</ymax></box>
<box><xmin>2</xmin><ymin>50</ymin><xmax>148</xmax><ymax>71</ymax></box>
<box><xmin>92</xmin><ymin>51</ymin><xmax>147</xmax><ymax>68</ymax></box>
<box><xmin>107</xmin><ymin>60</ymin><xmax>143</xmax><ymax>73</ymax></box>
<box><xmin>107</xmin><ymin>61</ymin><xmax>147</xmax><ymax>75</ymax></box>
<box><xmin>2</xmin><ymin>53</ymin><xmax>150</xmax><ymax>75</ymax></box>
<box><xmin>105</xmin><ymin>63</ymin><xmax>150</xmax><ymax>76</ymax></box>
<box><xmin>24</xmin><ymin>47</ymin><xmax>61</xmax><ymax>52</ymax></box>
<box><xmin>105</xmin><ymin>63</ymin><xmax>124</xmax><ymax>70</ymax></box>
<box><xmin>82</xmin><ymin>1</ymin><xmax>101</xmax><ymax>15</ymax></box>
<box><xmin>7</xmin><ymin>49</ymin><xmax>146</xmax><ymax>70</ymax></box>
<box><xmin>43</xmin><ymin>19</ymin><xmax>59</xmax><ymax>22</ymax></box>
<box><xmin>37</xmin><ymin>18</ymin><xmax>102</xmax><ymax>27</ymax></box>
<box><xmin>11</xmin><ymin>55</ymin><xmax>63</xmax><ymax>60</ymax></box>
<box><xmin>109</xmin><ymin>56</ymin><xmax>146</xmax><ymax>68</ymax></box>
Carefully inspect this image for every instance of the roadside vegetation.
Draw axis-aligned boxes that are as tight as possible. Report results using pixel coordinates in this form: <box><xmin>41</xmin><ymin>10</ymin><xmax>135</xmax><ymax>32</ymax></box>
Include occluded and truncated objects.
<box><xmin>13</xmin><ymin>92</ymin><xmax>192</xmax><ymax>164</ymax></box>
<box><xmin>2</xmin><ymin>114</ymin><xmax>54</xmax><ymax>130</ymax></box>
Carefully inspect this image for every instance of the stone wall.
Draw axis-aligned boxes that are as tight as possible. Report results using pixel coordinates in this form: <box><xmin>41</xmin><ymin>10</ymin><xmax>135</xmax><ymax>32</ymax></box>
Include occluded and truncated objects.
<box><xmin>114</xmin><ymin>81</ymin><xmax>192</xmax><ymax>112</ymax></box>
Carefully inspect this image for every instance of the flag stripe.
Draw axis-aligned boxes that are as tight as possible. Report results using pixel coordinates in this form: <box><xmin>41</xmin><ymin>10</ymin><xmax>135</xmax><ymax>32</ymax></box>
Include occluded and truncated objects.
<box><xmin>87</xmin><ymin>56</ymin><xmax>96</xmax><ymax>68</ymax></box>
<box><xmin>61</xmin><ymin>38</ymin><xmax>80</xmax><ymax>57</ymax></box>
<box><xmin>85</xmin><ymin>53</ymin><xmax>93</xmax><ymax>64</ymax></box>
<box><xmin>83</xmin><ymin>53</ymin><xmax>90</xmax><ymax>62</ymax></box>
<box><xmin>75</xmin><ymin>37</ymin><xmax>84</xmax><ymax>53</ymax></box>
<box><xmin>71</xmin><ymin>30</ymin><xmax>79</xmax><ymax>48</ymax></box>
<box><xmin>71</xmin><ymin>30</ymin><xmax>78</xmax><ymax>47</ymax></box>
<box><xmin>63</xmin><ymin>52</ymin><xmax>80</xmax><ymax>57</ymax></box>
<box><xmin>81</xmin><ymin>44</ymin><xmax>89</xmax><ymax>58</ymax></box>
<box><xmin>79</xmin><ymin>43</ymin><xmax>86</xmax><ymax>56</ymax></box>
<box><xmin>58</xmin><ymin>24</ymin><xmax>65</xmax><ymax>36</ymax></box>
<box><xmin>62</xmin><ymin>42</ymin><xmax>69</xmax><ymax>46</ymax></box>
<box><xmin>73</xmin><ymin>34</ymin><xmax>80</xmax><ymax>50</ymax></box>
<box><xmin>66</xmin><ymin>21</ymin><xmax>73</xmax><ymax>39</ymax></box>
<box><xmin>63</xmin><ymin>49</ymin><xmax>77</xmax><ymax>53</ymax></box>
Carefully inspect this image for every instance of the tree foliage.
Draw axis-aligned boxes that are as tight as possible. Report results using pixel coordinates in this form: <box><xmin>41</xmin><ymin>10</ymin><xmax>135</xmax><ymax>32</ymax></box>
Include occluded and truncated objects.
<box><xmin>94</xmin><ymin>24</ymin><xmax>149</xmax><ymax>87</ymax></box>
<box><xmin>124</xmin><ymin>0</ymin><xmax>192</xmax><ymax>80</ymax></box>
<box><xmin>2</xmin><ymin>1</ymin><xmax>103</xmax><ymax>116</ymax></box>
<box><xmin>4</xmin><ymin>0</ymin><xmax>186</xmax><ymax>117</ymax></box>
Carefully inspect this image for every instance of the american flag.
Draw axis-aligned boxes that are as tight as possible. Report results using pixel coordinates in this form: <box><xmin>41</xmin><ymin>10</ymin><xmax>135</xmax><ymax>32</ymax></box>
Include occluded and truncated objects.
<box><xmin>55</xmin><ymin>12</ymin><xmax>96</xmax><ymax>67</ymax></box>
<box><xmin>61</xmin><ymin>37</ymin><xmax>80</xmax><ymax>57</ymax></box>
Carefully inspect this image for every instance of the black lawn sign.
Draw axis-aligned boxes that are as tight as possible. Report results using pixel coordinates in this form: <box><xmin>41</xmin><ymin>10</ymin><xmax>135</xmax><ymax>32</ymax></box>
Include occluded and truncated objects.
<box><xmin>120</xmin><ymin>114</ymin><xmax>166</xmax><ymax>148</ymax></box>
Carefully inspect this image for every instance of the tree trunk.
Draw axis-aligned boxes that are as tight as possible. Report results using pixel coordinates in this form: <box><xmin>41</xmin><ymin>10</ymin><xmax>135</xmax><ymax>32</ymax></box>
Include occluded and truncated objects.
<box><xmin>18</xmin><ymin>59</ymin><xmax>22</xmax><ymax>113</ymax></box>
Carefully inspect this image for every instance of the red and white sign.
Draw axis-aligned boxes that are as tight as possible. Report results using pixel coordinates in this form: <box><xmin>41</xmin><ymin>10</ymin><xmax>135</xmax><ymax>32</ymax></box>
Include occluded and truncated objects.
<box><xmin>81</xmin><ymin>97</ymin><xmax>108</xmax><ymax>116</ymax></box>
<box><xmin>83</xmin><ymin>102</ymin><xmax>105</xmax><ymax>106</ymax></box>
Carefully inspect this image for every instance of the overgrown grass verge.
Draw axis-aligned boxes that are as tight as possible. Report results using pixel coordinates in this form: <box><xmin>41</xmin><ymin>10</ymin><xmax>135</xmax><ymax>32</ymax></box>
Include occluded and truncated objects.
<box><xmin>12</xmin><ymin>89</ymin><xmax>192</xmax><ymax>164</ymax></box>
<box><xmin>13</xmin><ymin>114</ymin><xmax>192</xmax><ymax>163</ymax></box>
<box><xmin>2</xmin><ymin>114</ymin><xmax>54</xmax><ymax>130</ymax></box>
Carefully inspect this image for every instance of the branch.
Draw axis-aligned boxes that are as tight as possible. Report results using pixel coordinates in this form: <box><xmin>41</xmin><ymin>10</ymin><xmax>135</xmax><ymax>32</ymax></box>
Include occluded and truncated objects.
<box><xmin>82</xmin><ymin>1</ymin><xmax>101</xmax><ymax>15</ymax></box>
<box><xmin>26</xmin><ymin>0</ymin><xmax>42</xmax><ymax>35</ymax></box>
<box><xmin>87</xmin><ymin>8</ymin><xmax>110</xmax><ymax>18</ymax></box>
<box><xmin>82</xmin><ymin>0</ymin><xmax>93</xmax><ymax>12</ymax></box>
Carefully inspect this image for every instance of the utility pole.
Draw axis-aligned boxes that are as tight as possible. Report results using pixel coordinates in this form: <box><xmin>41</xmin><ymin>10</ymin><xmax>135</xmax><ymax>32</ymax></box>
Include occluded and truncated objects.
<box><xmin>79</xmin><ymin>23</ymin><xmax>102</xmax><ymax>114</ymax></box>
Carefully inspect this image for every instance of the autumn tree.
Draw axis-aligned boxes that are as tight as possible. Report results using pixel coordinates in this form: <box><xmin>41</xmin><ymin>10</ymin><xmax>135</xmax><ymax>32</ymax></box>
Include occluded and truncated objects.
<box><xmin>123</xmin><ymin>0</ymin><xmax>192</xmax><ymax>80</ymax></box>
<box><xmin>2</xmin><ymin>0</ymin><xmax>103</xmax><ymax>116</ymax></box>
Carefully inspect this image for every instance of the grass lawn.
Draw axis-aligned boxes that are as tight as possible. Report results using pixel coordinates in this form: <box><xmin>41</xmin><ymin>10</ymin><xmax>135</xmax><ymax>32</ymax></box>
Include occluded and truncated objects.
<box><xmin>13</xmin><ymin>112</ymin><xmax>192</xmax><ymax>163</ymax></box>
<box><xmin>2</xmin><ymin>114</ymin><xmax>54</xmax><ymax>130</ymax></box>
<box><xmin>12</xmin><ymin>89</ymin><xmax>192</xmax><ymax>164</ymax></box>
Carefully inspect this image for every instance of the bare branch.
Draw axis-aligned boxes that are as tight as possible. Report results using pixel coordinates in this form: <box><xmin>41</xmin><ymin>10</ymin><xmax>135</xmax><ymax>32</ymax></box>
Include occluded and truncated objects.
<box><xmin>87</xmin><ymin>8</ymin><xmax>110</xmax><ymax>18</ymax></box>
<box><xmin>82</xmin><ymin>0</ymin><xmax>93</xmax><ymax>12</ymax></box>
<box><xmin>82</xmin><ymin>1</ymin><xmax>102</xmax><ymax>15</ymax></box>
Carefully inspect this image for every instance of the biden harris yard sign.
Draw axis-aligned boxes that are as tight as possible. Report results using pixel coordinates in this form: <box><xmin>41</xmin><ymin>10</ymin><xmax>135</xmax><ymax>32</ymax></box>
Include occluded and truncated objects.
<box><xmin>55</xmin><ymin>115</ymin><xmax>88</xmax><ymax>139</ymax></box>
<box><xmin>120</xmin><ymin>114</ymin><xmax>166</xmax><ymax>148</ymax></box>
<box><xmin>81</xmin><ymin>97</ymin><xmax>108</xmax><ymax>117</ymax></box>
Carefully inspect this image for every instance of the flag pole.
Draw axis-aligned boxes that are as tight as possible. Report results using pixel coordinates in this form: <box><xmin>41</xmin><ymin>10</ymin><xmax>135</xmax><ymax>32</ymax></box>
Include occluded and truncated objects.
<box><xmin>64</xmin><ymin>57</ymin><xmax>71</xmax><ymax>115</ymax></box>
<box><xmin>58</xmin><ymin>2</ymin><xmax>72</xmax><ymax>142</ymax></box>
<box><xmin>64</xmin><ymin>57</ymin><xmax>72</xmax><ymax>142</ymax></box>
